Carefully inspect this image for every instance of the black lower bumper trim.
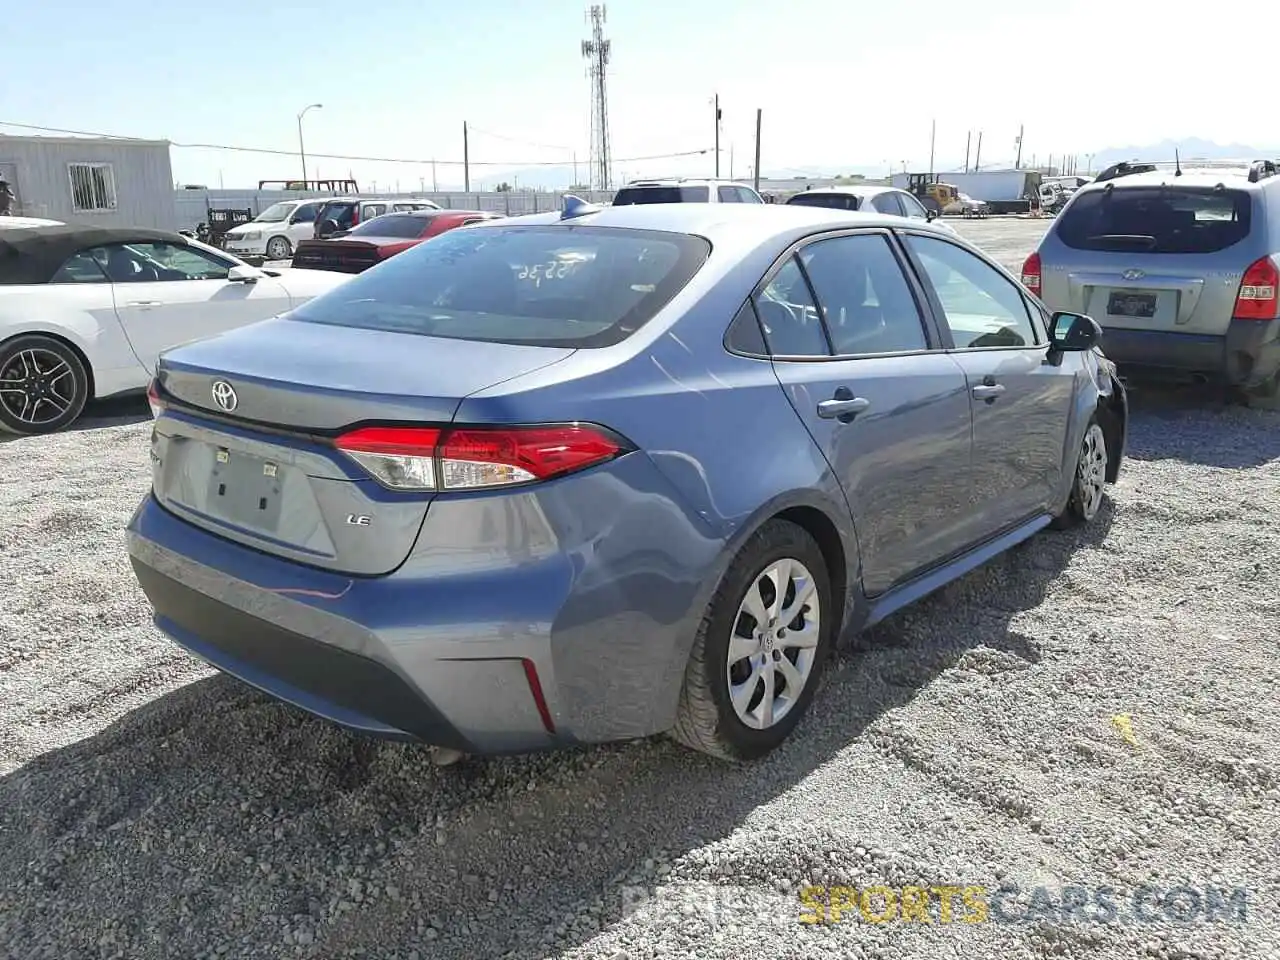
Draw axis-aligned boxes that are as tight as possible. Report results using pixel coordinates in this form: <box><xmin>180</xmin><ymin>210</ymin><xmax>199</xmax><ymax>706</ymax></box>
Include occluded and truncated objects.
<box><xmin>131</xmin><ymin>559</ymin><xmax>471</xmax><ymax>750</ymax></box>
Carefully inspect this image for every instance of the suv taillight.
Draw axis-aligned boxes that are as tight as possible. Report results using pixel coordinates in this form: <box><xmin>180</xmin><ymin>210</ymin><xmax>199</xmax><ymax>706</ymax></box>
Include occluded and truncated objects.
<box><xmin>146</xmin><ymin>379</ymin><xmax>165</xmax><ymax>419</ymax></box>
<box><xmin>1233</xmin><ymin>256</ymin><xmax>1279</xmax><ymax>321</ymax></box>
<box><xmin>334</xmin><ymin>424</ymin><xmax>630</xmax><ymax>491</ymax></box>
<box><xmin>1021</xmin><ymin>252</ymin><xmax>1042</xmax><ymax>297</ymax></box>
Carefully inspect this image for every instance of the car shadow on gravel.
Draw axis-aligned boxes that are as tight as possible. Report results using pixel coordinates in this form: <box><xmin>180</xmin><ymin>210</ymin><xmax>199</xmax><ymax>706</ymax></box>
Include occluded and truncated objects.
<box><xmin>0</xmin><ymin>394</ymin><xmax>149</xmax><ymax>444</ymax></box>
<box><xmin>1121</xmin><ymin>380</ymin><xmax>1280</xmax><ymax>468</ymax></box>
<box><xmin>0</xmin><ymin>507</ymin><xmax>1114</xmax><ymax>960</ymax></box>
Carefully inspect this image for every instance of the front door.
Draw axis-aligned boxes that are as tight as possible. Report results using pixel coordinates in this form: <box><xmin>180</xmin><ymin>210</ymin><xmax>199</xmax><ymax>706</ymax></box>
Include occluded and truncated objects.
<box><xmin>758</xmin><ymin>232</ymin><xmax>974</xmax><ymax>596</ymax></box>
<box><xmin>901</xmin><ymin>232</ymin><xmax>1075</xmax><ymax>534</ymax></box>
<box><xmin>95</xmin><ymin>240</ymin><xmax>293</xmax><ymax>372</ymax></box>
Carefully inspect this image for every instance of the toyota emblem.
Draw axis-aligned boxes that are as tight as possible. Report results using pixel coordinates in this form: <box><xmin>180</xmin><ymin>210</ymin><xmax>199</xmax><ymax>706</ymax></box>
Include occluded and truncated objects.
<box><xmin>1122</xmin><ymin>269</ymin><xmax>1145</xmax><ymax>281</ymax></box>
<box><xmin>211</xmin><ymin>380</ymin><xmax>238</xmax><ymax>412</ymax></box>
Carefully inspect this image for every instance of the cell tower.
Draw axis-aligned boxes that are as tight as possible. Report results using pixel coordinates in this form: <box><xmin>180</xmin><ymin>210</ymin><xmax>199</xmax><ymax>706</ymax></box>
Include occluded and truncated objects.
<box><xmin>581</xmin><ymin>5</ymin><xmax>612</xmax><ymax>191</ymax></box>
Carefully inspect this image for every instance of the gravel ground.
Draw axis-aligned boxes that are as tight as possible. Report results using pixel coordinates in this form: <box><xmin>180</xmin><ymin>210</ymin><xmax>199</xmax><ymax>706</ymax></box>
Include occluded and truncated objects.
<box><xmin>2</xmin><ymin>217</ymin><xmax>1279</xmax><ymax>960</ymax></box>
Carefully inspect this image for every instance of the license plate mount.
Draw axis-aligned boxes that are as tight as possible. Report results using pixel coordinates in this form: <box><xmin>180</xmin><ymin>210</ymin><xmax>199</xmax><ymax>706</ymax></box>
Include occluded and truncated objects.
<box><xmin>1107</xmin><ymin>290</ymin><xmax>1158</xmax><ymax>319</ymax></box>
<box><xmin>207</xmin><ymin>447</ymin><xmax>284</xmax><ymax>532</ymax></box>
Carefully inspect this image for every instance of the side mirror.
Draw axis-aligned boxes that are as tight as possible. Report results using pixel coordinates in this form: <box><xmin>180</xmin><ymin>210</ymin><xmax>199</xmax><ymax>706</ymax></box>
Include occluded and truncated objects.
<box><xmin>227</xmin><ymin>264</ymin><xmax>260</xmax><ymax>284</ymax></box>
<box><xmin>926</xmin><ymin>209</ymin><xmax>938</xmax><ymax>222</ymax></box>
<box><xmin>1049</xmin><ymin>311</ymin><xmax>1101</xmax><ymax>351</ymax></box>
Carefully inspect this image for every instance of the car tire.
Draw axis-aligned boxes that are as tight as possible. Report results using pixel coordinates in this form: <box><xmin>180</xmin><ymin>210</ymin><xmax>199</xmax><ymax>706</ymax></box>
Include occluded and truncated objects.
<box><xmin>265</xmin><ymin>236</ymin><xmax>292</xmax><ymax>261</ymax></box>
<box><xmin>1051</xmin><ymin>415</ymin><xmax>1108</xmax><ymax>529</ymax></box>
<box><xmin>0</xmin><ymin>334</ymin><xmax>91</xmax><ymax>436</ymax></box>
<box><xmin>670</xmin><ymin>519</ymin><xmax>835</xmax><ymax>762</ymax></box>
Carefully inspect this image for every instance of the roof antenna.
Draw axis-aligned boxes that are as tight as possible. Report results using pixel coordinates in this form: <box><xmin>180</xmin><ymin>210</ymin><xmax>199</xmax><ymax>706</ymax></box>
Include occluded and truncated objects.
<box><xmin>1174</xmin><ymin>147</ymin><xmax>1183</xmax><ymax>177</ymax></box>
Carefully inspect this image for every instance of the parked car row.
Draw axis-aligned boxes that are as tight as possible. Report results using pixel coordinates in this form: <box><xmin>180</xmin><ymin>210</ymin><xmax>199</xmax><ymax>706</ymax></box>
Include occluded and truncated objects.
<box><xmin>219</xmin><ymin>196</ymin><xmax>441</xmax><ymax>262</ymax></box>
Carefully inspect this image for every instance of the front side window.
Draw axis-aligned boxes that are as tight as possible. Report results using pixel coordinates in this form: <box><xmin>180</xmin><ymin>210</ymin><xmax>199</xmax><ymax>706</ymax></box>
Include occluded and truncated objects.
<box><xmin>798</xmin><ymin>234</ymin><xmax>928</xmax><ymax>355</ymax></box>
<box><xmin>898</xmin><ymin>192</ymin><xmax>930</xmax><ymax>219</ymax></box>
<box><xmin>752</xmin><ymin>257</ymin><xmax>829</xmax><ymax>357</ymax></box>
<box><xmin>904</xmin><ymin>234</ymin><xmax>1038</xmax><ymax>349</ymax></box>
<box><xmin>92</xmin><ymin>241</ymin><xmax>231</xmax><ymax>283</ymax></box>
<box><xmin>290</xmin><ymin>225</ymin><xmax>710</xmax><ymax>348</ymax></box>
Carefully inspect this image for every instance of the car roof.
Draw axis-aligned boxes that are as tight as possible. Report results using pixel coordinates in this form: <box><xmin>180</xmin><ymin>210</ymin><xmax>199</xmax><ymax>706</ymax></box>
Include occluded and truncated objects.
<box><xmin>1082</xmin><ymin>167</ymin><xmax>1271</xmax><ymax>192</ymax></box>
<box><xmin>472</xmin><ymin>200</ymin><xmax>949</xmax><ymax>245</ymax></box>
<box><xmin>791</xmin><ymin>185</ymin><xmax>891</xmax><ymax>198</ymax></box>
<box><xmin>0</xmin><ymin>224</ymin><xmax>198</xmax><ymax>285</ymax></box>
<box><xmin>620</xmin><ymin>178</ymin><xmax>757</xmax><ymax>188</ymax></box>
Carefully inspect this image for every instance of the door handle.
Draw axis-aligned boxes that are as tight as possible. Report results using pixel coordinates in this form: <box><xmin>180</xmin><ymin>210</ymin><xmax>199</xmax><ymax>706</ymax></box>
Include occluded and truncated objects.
<box><xmin>127</xmin><ymin>300</ymin><xmax>162</xmax><ymax>307</ymax></box>
<box><xmin>816</xmin><ymin>396</ymin><xmax>871</xmax><ymax>421</ymax></box>
<box><xmin>972</xmin><ymin>383</ymin><xmax>1006</xmax><ymax>401</ymax></box>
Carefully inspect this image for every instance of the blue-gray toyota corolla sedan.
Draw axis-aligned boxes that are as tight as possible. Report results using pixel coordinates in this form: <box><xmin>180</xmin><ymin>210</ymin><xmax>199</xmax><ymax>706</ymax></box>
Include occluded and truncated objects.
<box><xmin>126</xmin><ymin>200</ymin><xmax>1127</xmax><ymax>762</ymax></box>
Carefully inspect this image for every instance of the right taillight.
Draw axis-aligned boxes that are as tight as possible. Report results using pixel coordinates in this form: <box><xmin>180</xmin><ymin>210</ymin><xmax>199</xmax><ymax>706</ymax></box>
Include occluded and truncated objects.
<box><xmin>1233</xmin><ymin>256</ymin><xmax>1279</xmax><ymax>321</ymax></box>
<box><xmin>1021</xmin><ymin>251</ymin><xmax>1042</xmax><ymax>298</ymax></box>
<box><xmin>333</xmin><ymin>423</ymin><xmax>630</xmax><ymax>492</ymax></box>
<box><xmin>146</xmin><ymin>379</ymin><xmax>165</xmax><ymax>420</ymax></box>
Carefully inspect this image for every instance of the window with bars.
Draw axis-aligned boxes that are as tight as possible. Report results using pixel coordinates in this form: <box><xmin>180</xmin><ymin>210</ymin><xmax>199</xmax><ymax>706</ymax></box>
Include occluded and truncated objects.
<box><xmin>68</xmin><ymin>163</ymin><xmax>118</xmax><ymax>212</ymax></box>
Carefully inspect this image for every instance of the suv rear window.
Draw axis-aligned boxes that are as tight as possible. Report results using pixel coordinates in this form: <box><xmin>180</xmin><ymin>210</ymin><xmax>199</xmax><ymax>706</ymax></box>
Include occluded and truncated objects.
<box><xmin>787</xmin><ymin>193</ymin><xmax>861</xmax><ymax>211</ymax></box>
<box><xmin>1055</xmin><ymin>186</ymin><xmax>1253</xmax><ymax>254</ymax></box>
<box><xmin>317</xmin><ymin>201</ymin><xmax>356</xmax><ymax>229</ymax></box>
<box><xmin>612</xmin><ymin>186</ymin><xmax>710</xmax><ymax>204</ymax></box>
<box><xmin>290</xmin><ymin>225</ymin><xmax>711</xmax><ymax>348</ymax></box>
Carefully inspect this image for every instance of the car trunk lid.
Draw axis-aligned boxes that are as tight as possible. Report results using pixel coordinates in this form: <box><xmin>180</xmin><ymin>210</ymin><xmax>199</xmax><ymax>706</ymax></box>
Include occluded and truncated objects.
<box><xmin>151</xmin><ymin>318</ymin><xmax>575</xmax><ymax>575</ymax></box>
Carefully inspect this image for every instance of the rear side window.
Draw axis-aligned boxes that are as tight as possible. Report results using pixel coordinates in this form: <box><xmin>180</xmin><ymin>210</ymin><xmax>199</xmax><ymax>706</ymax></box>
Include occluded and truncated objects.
<box><xmin>1055</xmin><ymin>186</ymin><xmax>1253</xmax><ymax>254</ymax></box>
<box><xmin>612</xmin><ymin>186</ymin><xmax>710</xmax><ymax>204</ymax></box>
<box><xmin>348</xmin><ymin>215</ymin><xmax>430</xmax><ymax>238</ymax></box>
<box><xmin>787</xmin><ymin>193</ymin><xmax>860</xmax><ymax>211</ymax></box>
<box><xmin>290</xmin><ymin>225</ymin><xmax>710</xmax><ymax>348</ymax></box>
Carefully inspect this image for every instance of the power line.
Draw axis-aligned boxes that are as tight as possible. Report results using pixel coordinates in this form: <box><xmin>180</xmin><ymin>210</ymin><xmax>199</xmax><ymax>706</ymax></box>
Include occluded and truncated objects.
<box><xmin>464</xmin><ymin>124</ymin><xmax>574</xmax><ymax>154</ymax></box>
<box><xmin>0</xmin><ymin>120</ymin><xmax>707</xmax><ymax>168</ymax></box>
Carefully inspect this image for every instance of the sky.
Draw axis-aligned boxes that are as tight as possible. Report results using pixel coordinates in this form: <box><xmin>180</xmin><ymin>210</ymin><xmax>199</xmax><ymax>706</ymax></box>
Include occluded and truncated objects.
<box><xmin>2</xmin><ymin>0</ymin><xmax>1275</xmax><ymax>190</ymax></box>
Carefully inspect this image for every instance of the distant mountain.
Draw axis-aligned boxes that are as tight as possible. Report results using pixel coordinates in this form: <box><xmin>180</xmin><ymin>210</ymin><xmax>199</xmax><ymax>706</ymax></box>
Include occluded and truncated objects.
<box><xmin>1090</xmin><ymin>138</ymin><xmax>1280</xmax><ymax>171</ymax></box>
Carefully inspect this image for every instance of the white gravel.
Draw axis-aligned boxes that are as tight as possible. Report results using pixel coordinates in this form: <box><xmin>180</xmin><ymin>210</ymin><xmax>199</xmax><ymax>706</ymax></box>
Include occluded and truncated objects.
<box><xmin>2</xmin><ymin>220</ymin><xmax>1279</xmax><ymax>959</ymax></box>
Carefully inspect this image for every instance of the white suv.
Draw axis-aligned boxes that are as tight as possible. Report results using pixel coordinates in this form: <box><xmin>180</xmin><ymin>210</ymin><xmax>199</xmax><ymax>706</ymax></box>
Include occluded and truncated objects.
<box><xmin>611</xmin><ymin>179</ymin><xmax>765</xmax><ymax>205</ymax></box>
<box><xmin>222</xmin><ymin>199</ymin><xmax>331</xmax><ymax>261</ymax></box>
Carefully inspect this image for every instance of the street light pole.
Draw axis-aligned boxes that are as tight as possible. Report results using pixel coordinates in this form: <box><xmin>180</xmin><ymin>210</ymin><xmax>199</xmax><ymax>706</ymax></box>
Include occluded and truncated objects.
<box><xmin>297</xmin><ymin>103</ymin><xmax>323</xmax><ymax>184</ymax></box>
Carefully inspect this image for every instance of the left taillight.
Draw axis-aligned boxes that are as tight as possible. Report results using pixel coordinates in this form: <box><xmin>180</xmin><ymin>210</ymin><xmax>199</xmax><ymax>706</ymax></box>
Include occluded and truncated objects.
<box><xmin>146</xmin><ymin>379</ymin><xmax>165</xmax><ymax>419</ymax></box>
<box><xmin>333</xmin><ymin>423</ymin><xmax>630</xmax><ymax>492</ymax></box>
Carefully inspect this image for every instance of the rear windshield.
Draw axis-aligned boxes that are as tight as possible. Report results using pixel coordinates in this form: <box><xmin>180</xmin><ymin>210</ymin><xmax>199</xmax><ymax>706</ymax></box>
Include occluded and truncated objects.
<box><xmin>348</xmin><ymin>215</ymin><xmax>430</xmax><ymax>238</ymax></box>
<box><xmin>786</xmin><ymin>193</ymin><xmax>861</xmax><ymax>211</ymax></box>
<box><xmin>289</xmin><ymin>225</ymin><xmax>711</xmax><ymax>348</ymax></box>
<box><xmin>612</xmin><ymin>186</ymin><xmax>710</xmax><ymax>204</ymax></box>
<box><xmin>1055</xmin><ymin>186</ymin><xmax>1253</xmax><ymax>254</ymax></box>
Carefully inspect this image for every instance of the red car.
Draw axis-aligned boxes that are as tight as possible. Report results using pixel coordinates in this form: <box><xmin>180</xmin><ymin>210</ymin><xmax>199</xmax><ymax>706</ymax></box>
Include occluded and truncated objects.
<box><xmin>290</xmin><ymin>210</ymin><xmax>500</xmax><ymax>273</ymax></box>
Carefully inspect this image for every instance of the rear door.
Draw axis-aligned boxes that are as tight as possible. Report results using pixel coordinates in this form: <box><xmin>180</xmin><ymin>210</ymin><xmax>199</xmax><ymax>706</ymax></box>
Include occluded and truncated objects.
<box><xmin>100</xmin><ymin>241</ymin><xmax>293</xmax><ymax>371</ymax></box>
<box><xmin>1043</xmin><ymin>184</ymin><xmax>1257</xmax><ymax>336</ymax></box>
<box><xmin>761</xmin><ymin>230</ymin><xmax>975</xmax><ymax>596</ymax></box>
<box><xmin>901</xmin><ymin>231</ymin><xmax>1074</xmax><ymax>532</ymax></box>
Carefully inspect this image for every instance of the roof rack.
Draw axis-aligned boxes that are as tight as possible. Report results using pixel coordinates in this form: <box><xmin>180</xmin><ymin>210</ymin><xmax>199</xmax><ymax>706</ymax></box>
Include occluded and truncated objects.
<box><xmin>1094</xmin><ymin>157</ymin><xmax>1277</xmax><ymax>184</ymax></box>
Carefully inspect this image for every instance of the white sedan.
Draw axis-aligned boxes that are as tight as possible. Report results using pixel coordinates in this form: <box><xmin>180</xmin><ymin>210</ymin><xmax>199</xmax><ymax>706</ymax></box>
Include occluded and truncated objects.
<box><xmin>0</xmin><ymin>224</ymin><xmax>353</xmax><ymax>434</ymax></box>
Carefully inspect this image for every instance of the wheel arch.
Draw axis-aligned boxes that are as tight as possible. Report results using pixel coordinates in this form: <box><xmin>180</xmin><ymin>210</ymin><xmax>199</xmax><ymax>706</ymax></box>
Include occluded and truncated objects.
<box><xmin>0</xmin><ymin>328</ymin><xmax>96</xmax><ymax>400</ymax></box>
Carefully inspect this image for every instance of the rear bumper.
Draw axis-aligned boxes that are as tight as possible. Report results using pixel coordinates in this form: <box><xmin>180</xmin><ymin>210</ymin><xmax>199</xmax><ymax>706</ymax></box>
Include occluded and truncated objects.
<box><xmin>1099</xmin><ymin>318</ymin><xmax>1280</xmax><ymax>387</ymax></box>
<box><xmin>125</xmin><ymin>450</ymin><xmax>722</xmax><ymax>754</ymax></box>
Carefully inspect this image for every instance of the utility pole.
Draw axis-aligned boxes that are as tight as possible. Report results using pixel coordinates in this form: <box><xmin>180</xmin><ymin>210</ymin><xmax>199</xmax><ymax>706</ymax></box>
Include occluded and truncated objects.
<box><xmin>928</xmin><ymin>118</ymin><xmax>936</xmax><ymax>179</ymax></box>
<box><xmin>729</xmin><ymin>143</ymin><xmax>734</xmax><ymax>180</ymax></box>
<box><xmin>431</xmin><ymin>160</ymin><xmax>437</xmax><ymax>192</ymax></box>
<box><xmin>297</xmin><ymin>103</ymin><xmax>322</xmax><ymax>183</ymax></box>
<box><xmin>974</xmin><ymin>131</ymin><xmax>983</xmax><ymax>171</ymax></box>
<box><xmin>964</xmin><ymin>131</ymin><xmax>971</xmax><ymax>173</ymax></box>
<box><xmin>753</xmin><ymin>108</ymin><xmax>762</xmax><ymax>192</ymax></box>
<box><xmin>1015</xmin><ymin>123</ymin><xmax>1024</xmax><ymax>169</ymax></box>
<box><xmin>463</xmin><ymin>122</ymin><xmax>470</xmax><ymax>192</ymax></box>
<box><xmin>582</xmin><ymin>6</ymin><xmax>613</xmax><ymax>190</ymax></box>
<box><xmin>714</xmin><ymin>94</ymin><xmax>721</xmax><ymax>178</ymax></box>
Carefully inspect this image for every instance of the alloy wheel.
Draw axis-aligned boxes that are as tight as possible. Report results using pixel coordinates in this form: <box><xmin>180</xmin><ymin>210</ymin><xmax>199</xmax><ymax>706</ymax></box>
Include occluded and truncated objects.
<box><xmin>1077</xmin><ymin>423</ymin><xmax>1108</xmax><ymax>520</ymax></box>
<box><xmin>266</xmin><ymin>236</ymin><xmax>292</xmax><ymax>260</ymax></box>
<box><xmin>0</xmin><ymin>348</ymin><xmax>77</xmax><ymax>427</ymax></box>
<box><xmin>725</xmin><ymin>558</ymin><xmax>821</xmax><ymax>730</ymax></box>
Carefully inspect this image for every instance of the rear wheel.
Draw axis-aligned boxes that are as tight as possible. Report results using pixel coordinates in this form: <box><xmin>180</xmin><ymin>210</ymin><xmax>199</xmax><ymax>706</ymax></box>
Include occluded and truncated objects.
<box><xmin>1052</xmin><ymin>417</ymin><xmax>1108</xmax><ymax>529</ymax></box>
<box><xmin>671</xmin><ymin>520</ymin><xmax>834</xmax><ymax>761</ymax></box>
<box><xmin>0</xmin><ymin>334</ymin><xmax>90</xmax><ymax>435</ymax></box>
<box><xmin>265</xmin><ymin>235</ymin><xmax>292</xmax><ymax>261</ymax></box>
